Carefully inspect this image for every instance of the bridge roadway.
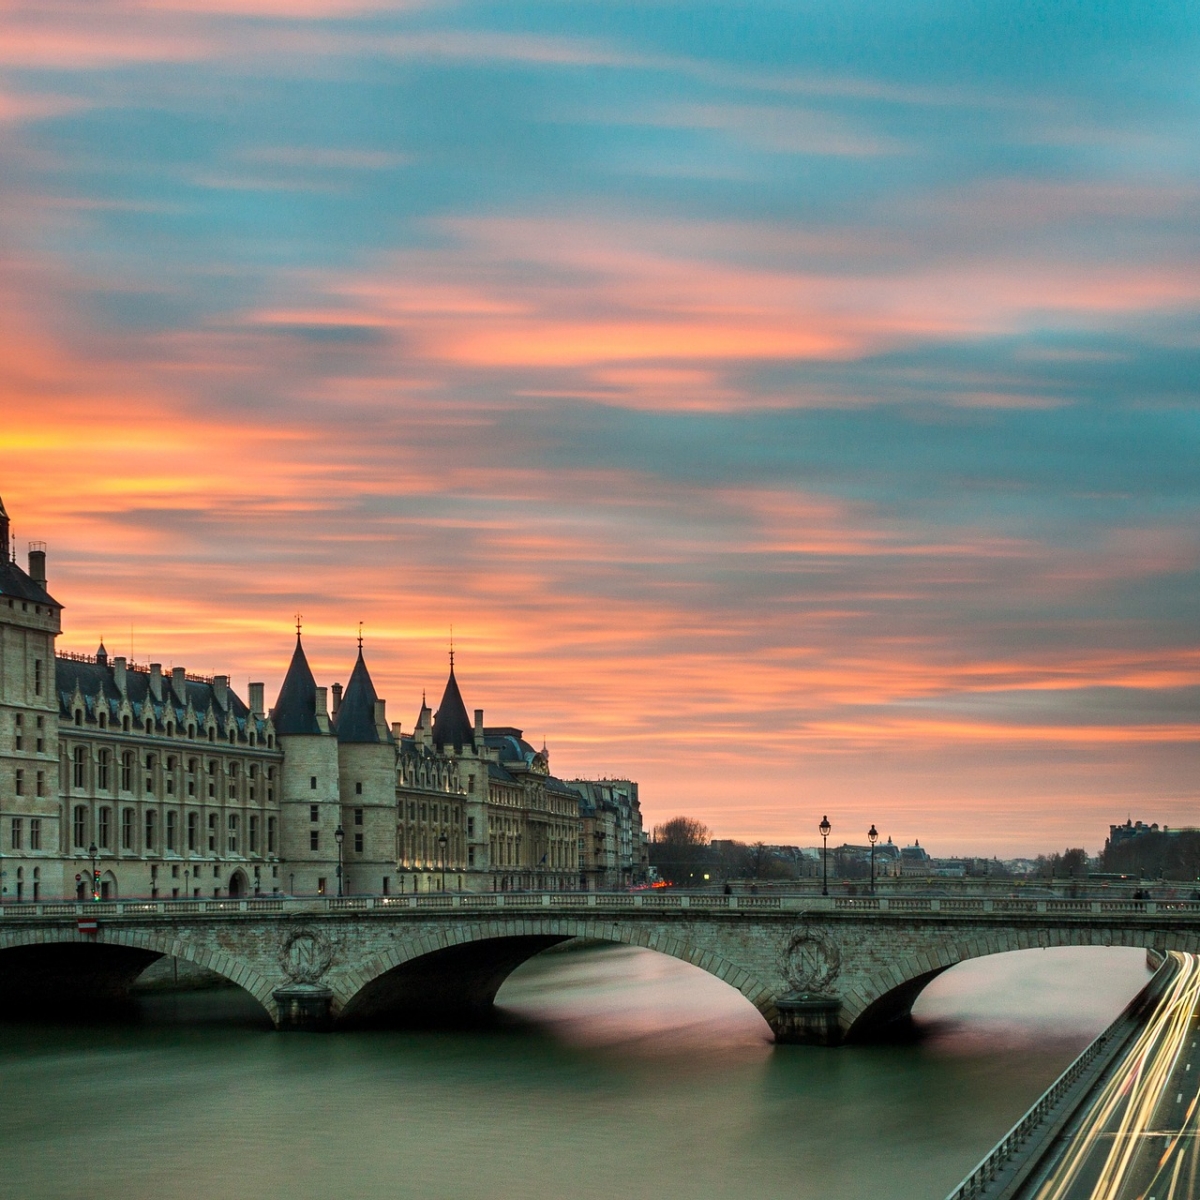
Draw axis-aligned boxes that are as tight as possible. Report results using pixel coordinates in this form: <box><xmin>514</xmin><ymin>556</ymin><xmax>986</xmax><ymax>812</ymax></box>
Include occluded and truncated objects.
<box><xmin>2</xmin><ymin>891</ymin><xmax>1199</xmax><ymax>1043</ymax></box>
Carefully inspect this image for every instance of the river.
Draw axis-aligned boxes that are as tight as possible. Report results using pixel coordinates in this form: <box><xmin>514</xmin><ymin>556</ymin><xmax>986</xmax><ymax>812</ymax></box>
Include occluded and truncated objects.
<box><xmin>0</xmin><ymin>943</ymin><xmax>1150</xmax><ymax>1200</ymax></box>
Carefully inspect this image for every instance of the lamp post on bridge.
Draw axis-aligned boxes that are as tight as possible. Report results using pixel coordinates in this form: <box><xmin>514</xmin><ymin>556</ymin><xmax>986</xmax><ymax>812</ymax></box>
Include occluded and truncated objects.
<box><xmin>89</xmin><ymin>841</ymin><xmax>99</xmax><ymax>901</ymax></box>
<box><xmin>334</xmin><ymin>824</ymin><xmax>344</xmax><ymax>898</ymax></box>
<box><xmin>868</xmin><ymin>824</ymin><xmax>878</xmax><ymax>894</ymax></box>
<box><xmin>819</xmin><ymin>816</ymin><xmax>831</xmax><ymax>897</ymax></box>
<box><xmin>439</xmin><ymin>833</ymin><xmax>448</xmax><ymax>892</ymax></box>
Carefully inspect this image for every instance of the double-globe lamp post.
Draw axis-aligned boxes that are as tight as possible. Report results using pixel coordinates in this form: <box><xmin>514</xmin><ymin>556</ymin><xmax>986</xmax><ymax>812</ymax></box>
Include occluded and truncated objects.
<box><xmin>334</xmin><ymin>824</ymin><xmax>345</xmax><ymax>898</ymax></box>
<box><xmin>868</xmin><ymin>823</ymin><xmax>879</xmax><ymax>894</ymax></box>
<box><xmin>819</xmin><ymin>815</ymin><xmax>831</xmax><ymax>896</ymax></box>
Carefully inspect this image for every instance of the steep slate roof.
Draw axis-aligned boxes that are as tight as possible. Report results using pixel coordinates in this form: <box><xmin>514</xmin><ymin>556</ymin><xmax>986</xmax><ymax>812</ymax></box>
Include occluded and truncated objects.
<box><xmin>0</xmin><ymin>494</ymin><xmax>56</xmax><ymax>606</ymax></box>
<box><xmin>271</xmin><ymin>634</ymin><xmax>323</xmax><ymax>736</ymax></box>
<box><xmin>431</xmin><ymin>659</ymin><xmax>473</xmax><ymax>753</ymax></box>
<box><xmin>55</xmin><ymin>657</ymin><xmax>264</xmax><ymax>741</ymax></box>
<box><xmin>334</xmin><ymin>649</ymin><xmax>393</xmax><ymax>744</ymax></box>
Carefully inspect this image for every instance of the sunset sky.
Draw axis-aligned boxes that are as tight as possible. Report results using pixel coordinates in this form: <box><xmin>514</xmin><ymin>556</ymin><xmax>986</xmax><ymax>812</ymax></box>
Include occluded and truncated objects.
<box><xmin>2</xmin><ymin>1</ymin><xmax>1198</xmax><ymax>856</ymax></box>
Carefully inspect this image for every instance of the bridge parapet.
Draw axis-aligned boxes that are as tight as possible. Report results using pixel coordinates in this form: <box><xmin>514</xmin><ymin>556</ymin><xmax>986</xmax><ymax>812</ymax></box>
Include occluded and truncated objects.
<box><xmin>4</xmin><ymin>893</ymin><xmax>1198</xmax><ymax>922</ymax></box>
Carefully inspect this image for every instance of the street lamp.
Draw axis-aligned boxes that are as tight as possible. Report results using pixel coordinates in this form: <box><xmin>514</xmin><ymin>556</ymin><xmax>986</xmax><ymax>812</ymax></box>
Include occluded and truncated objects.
<box><xmin>439</xmin><ymin>833</ymin><xmax>448</xmax><ymax>892</ymax></box>
<box><xmin>868</xmin><ymin>824</ymin><xmax>879</xmax><ymax>894</ymax></box>
<box><xmin>88</xmin><ymin>841</ymin><xmax>99</xmax><ymax>901</ymax></box>
<box><xmin>516</xmin><ymin>834</ymin><xmax>522</xmax><ymax>890</ymax></box>
<box><xmin>334</xmin><ymin>824</ymin><xmax>345</xmax><ymax>898</ymax></box>
<box><xmin>818</xmin><ymin>816</ymin><xmax>831</xmax><ymax>897</ymax></box>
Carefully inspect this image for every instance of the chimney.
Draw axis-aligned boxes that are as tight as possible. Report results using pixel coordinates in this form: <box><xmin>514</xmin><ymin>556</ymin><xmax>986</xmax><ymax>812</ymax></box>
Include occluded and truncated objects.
<box><xmin>213</xmin><ymin>674</ymin><xmax>229</xmax><ymax>711</ymax></box>
<box><xmin>171</xmin><ymin>666</ymin><xmax>187</xmax><ymax>704</ymax></box>
<box><xmin>28</xmin><ymin>542</ymin><xmax>46</xmax><ymax>588</ymax></box>
<box><xmin>248</xmin><ymin>682</ymin><xmax>264</xmax><ymax>717</ymax></box>
<box><xmin>113</xmin><ymin>656</ymin><xmax>127</xmax><ymax>695</ymax></box>
<box><xmin>149</xmin><ymin>663</ymin><xmax>163</xmax><ymax>702</ymax></box>
<box><xmin>316</xmin><ymin>686</ymin><xmax>328</xmax><ymax>718</ymax></box>
<box><xmin>474</xmin><ymin>708</ymin><xmax>484</xmax><ymax>739</ymax></box>
<box><xmin>374</xmin><ymin>698</ymin><xmax>387</xmax><ymax>733</ymax></box>
<box><xmin>331</xmin><ymin>682</ymin><xmax>343</xmax><ymax>716</ymax></box>
<box><xmin>391</xmin><ymin>721</ymin><xmax>404</xmax><ymax>741</ymax></box>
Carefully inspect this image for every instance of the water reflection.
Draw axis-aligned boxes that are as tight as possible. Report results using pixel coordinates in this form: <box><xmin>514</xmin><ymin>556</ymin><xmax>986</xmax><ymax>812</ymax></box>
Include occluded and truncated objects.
<box><xmin>0</xmin><ymin>942</ymin><xmax>1150</xmax><ymax>1200</ymax></box>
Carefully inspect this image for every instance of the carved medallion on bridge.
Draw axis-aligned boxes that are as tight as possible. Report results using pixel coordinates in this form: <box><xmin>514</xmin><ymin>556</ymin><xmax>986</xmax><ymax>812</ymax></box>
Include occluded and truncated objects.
<box><xmin>780</xmin><ymin>927</ymin><xmax>841</xmax><ymax>994</ymax></box>
<box><xmin>280</xmin><ymin>927</ymin><xmax>333</xmax><ymax>983</ymax></box>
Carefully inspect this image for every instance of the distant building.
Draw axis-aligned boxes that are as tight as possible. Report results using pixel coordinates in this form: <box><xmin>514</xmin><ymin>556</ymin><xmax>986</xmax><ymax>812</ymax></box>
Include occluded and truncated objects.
<box><xmin>0</xmin><ymin>493</ymin><xmax>641</xmax><ymax>900</ymax></box>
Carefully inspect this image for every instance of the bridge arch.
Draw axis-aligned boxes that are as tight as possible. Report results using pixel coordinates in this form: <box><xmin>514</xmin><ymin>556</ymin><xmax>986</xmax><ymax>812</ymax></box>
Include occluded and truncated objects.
<box><xmin>842</xmin><ymin>924</ymin><xmax>1200</xmax><ymax>1041</ymax></box>
<box><xmin>337</xmin><ymin>917</ymin><xmax>775</xmax><ymax>1028</ymax></box>
<box><xmin>0</xmin><ymin>925</ymin><xmax>276</xmax><ymax>1021</ymax></box>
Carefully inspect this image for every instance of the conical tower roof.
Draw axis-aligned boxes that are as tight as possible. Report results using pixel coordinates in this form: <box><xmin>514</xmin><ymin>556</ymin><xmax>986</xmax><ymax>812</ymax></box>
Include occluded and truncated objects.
<box><xmin>271</xmin><ymin>633</ymin><xmax>323</xmax><ymax>735</ymax></box>
<box><xmin>335</xmin><ymin>647</ymin><xmax>392</xmax><ymax>744</ymax></box>
<box><xmin>432</xmin><ymin>656</ymin><xmax>473</xmax><ymax>753</ymax></box>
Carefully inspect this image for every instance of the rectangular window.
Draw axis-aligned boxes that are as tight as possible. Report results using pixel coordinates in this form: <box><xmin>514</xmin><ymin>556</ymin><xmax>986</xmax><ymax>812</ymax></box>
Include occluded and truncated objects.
<box><xmin>354</xmin><ymin>808</ymin><xmax>363</xmax><ymax>825</ymax></box>
<box><xmin>122</xmin><ymin>808</ymin><xmax>133</xmax><ymax>850</ymax></box>
<box><xmin>468</xmin><ymin>846</ymin><xmax>475</xmax><ymax>867</ymax></box>
<box><xmin>354</xmin><ymin>833</ymin><xmax>363</xmax><ymax>853</ymax></box>
<box><xmin>73</xmin><ymin>746</ymin><xmax>85</xmax><ymax>789</ymax></box>
<box><xmin>73</xmin><ymin>805</ymin><xmax>86</xmax><ymax>847</ymax></box>
<box><xmin>121</xmin><ymin>752</ymin><xmax>133</xmax><ymax>792</ymax></box>
<box><xmin>166</xmin><ymin>810</ymin><xmax>177</xmax><ymax>851</ymax></box>
<box><xmin>14</xmin><ymin>768</ymin><xmax>23</xmax><ymax>796</ymax></box>
<box><xmin>467</xmin><ymin>816</ymin><xmax>475</xmax><ymax>838</ymax></box>
<box><xmin>310</xmin><ymin>776</ymin><xmax>317</xmax><ymax>790</ymax></box>
<box><xmin>227</xmin><ymin>814</ymin><xmax>238</xmax><ymax>854</ymax></box>
<box><xmin>267</xmin><ymin>816</ymin><xmax>277</xmax><ymax>854</ymax></box>
<box><xmin>310</xmin><ymin>829</ymin><xmax>320</xmax><ymax>851</ymax></box>
<box><xmin>310</xmin><ymin>804</ymin><xmax>319</xmax><ymax>822</ymax></box>
<box><xmin>34</xmin><ymin>658</ymin><xmax>42</xmax><ymax>695</ymax></box>
<box><xmin>29</xmin><ymin>818</ymin><xmax>40</xmax><ymax>850</ymax></box>
<box><xmin>317</xmin><ymin>877</ymin><xmax>326</xmax><ymax>895</ymax></box>
<box><xmin>208</xmin><ymin>814</ymin><xmax>217</xmax><ymax>851</ymax></box>
<box><xmin>187</xmin><ymin>811</ymin><xmax>198</xmax><ymax>851</ymax></box>
<box><xmin>145</xmin><ymin>810</ymin><xmax>156</xmax><ymax>851</ymax></box>
<box><xmin>36</xmin><ymin>769</ymin><xmax>44</xmax><ymax>797</ymax></box>
<box><xmin>355</xmin><ymin>781</ymin><xmax>362</xmax><ymax>795</ymax></box>
<box><xmin>98</xmin><ymin>807</ymin><xmax>110</xmax><ymax>849</ymax></box>
<box><xmin>97</xmin><ymin>750</ymin><xmax>109</xmax><ymax>791</ymax></box>
<box><xmin>249</xmin><ymin>815</ymin><xmax>259</xmax><ymax>854</ymax></box>
<box><xmin>10</xmin><ymin>818</ymin><xmax>22</xmax><ymax>850</ymax></box>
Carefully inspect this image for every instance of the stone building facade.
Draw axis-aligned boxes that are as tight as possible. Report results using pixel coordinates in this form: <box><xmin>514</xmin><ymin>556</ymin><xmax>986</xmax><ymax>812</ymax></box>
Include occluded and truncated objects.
<box><xmin>0</xmin><ymin>495</ymin><xmax>645</xmax><ymax>901</ymax></box>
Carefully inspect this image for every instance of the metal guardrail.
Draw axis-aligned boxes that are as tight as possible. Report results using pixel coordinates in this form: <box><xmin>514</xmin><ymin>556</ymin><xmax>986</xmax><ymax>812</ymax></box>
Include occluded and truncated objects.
<box><xmin>943</xmin><ymin>955</ymin><xmax>1181</xmax><ymax>1200</ymax></box>
<box><xmin>2</xmin><ymin>893</ymin><xmax>1200</xmax><ymax>921</ymax></box>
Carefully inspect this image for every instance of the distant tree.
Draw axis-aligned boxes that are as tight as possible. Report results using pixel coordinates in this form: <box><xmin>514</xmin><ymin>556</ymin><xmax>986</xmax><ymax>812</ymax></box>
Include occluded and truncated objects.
<box><xmin>649</xmin><ymin>816</ymin><xmax>714</xmax><ymax>886</ymax></box>
<box><xmin>1059</xmin><ymin>848</ymin><xmax>1088</xmax><ymax>878</ymax></box>
<box><xmin>653</xmin><ymin>816</ymin><xmax>711</xmax><ymax>846</ymax></box>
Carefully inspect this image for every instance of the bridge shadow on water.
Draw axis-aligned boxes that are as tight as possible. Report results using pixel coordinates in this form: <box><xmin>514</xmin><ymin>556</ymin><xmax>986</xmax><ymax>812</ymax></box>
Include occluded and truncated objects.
<box><xmin>0</xmin><ymin>941</ymin><xmax>1163</xmax><ymax>1200</ymax></box>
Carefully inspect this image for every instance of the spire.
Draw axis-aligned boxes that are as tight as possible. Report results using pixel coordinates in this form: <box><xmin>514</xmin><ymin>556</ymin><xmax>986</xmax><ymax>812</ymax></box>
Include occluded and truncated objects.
<box><xmin>271</xmin><ymin>629</ymin><xmax>324</xmax><ymax>736</ymax></box>
<box><xmin>96</xmin><ymin>640</ymin><xmax>108</xmax><ymax>668</ymax></box>
<box><xmin>0</xmin><ymin>494</ymin><xmax>8</xmax><ymax>560</ymax></box>
<box><xmin>335</xmin><ymin>641</ymin><xmax>392</xmax><ymax>744</ymax></box>
<box><xmin>431</xmin><ymin>651</ymin><xmax>473</xmax><ymax>753</ymax></box>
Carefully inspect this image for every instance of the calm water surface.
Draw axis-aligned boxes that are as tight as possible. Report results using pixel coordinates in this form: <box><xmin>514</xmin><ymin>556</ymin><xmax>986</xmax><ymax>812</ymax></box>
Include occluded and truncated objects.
<box><xmin>0</xmin><ymin>944</ymin><xmax>1150</xmax><ymax>1200</ymax></box>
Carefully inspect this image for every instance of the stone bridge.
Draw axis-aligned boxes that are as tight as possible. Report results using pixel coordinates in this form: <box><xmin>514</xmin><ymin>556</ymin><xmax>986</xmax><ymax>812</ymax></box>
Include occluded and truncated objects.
<box><xmin>2</xmin><ymin>892</ymin><xmax>1198</xmax><ymax>1044</ymax></box>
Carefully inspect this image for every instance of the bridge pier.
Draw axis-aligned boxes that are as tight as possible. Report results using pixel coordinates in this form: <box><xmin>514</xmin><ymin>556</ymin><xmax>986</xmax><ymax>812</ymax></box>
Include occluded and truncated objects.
<box><xmin>772</xmin><ymin>994</ymin><xmax>844</xmax><ymax>1046</ymax></box>
<box><xmin>273</xmin><ymin>984</ymin><xmax>335</xmax><ymax>1032</ymax></box>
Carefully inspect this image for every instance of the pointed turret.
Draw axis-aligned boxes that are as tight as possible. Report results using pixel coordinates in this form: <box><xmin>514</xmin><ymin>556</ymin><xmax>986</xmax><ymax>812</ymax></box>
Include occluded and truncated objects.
<box><xmin>0</xmin><ymin>494</ymin><xmax>8</xmax><ymax>560</ymax></box>
<box><xmin>432</xmin><ymin>653</ymin><xmax>473</xmax><ymax>753</ymax></box>
<box><xmin>334</xmin><ymin>647</ymin><xmax>393</xmax><ymax>744</ymax></box>
<box><xmin>271</xmin><ymin>633</ymin><xmax>323</xmax><ymax>735</ymax></box>
<box><xmin>95</xmin><ymin>640</ymin><xmax>108</xmax><ymax>668</ymax></box>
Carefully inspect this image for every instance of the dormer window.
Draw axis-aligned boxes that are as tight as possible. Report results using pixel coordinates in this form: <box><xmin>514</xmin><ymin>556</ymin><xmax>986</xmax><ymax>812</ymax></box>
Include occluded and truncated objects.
<box><xmin>166</xmin><ymin>721</ymin><xmax>174</xmax><ymax>736</ymax></box>
<box><xmin>187</xmin><ymin>724</ymin><xmax>195</xmax><ymax>739</ymax></box>
<box><xmin>208</xmin><ymin>727</ymin><xmax>215</xmax><ymax>743</ymax></box>
<box><xmin>122</xmin><ymin>716</ymin><xmax>130</xmax><ymax>732</ymax></box>
<box><xmin>74</xmin><ymin>710</ymin><xmax>82</xmax><ymax>726</ymax></box>
<box><xmin>98</xmin><ymin>711</ymin><xmax>107</xmax><ymax>730</ymax></box>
